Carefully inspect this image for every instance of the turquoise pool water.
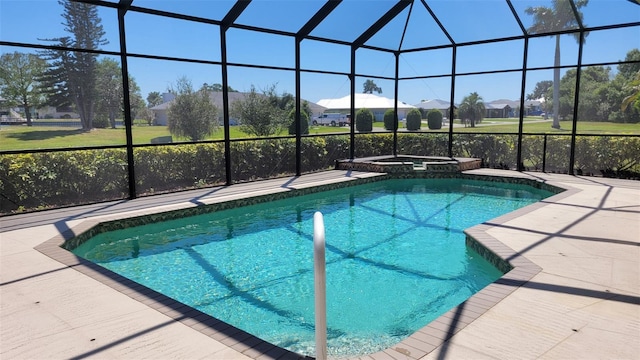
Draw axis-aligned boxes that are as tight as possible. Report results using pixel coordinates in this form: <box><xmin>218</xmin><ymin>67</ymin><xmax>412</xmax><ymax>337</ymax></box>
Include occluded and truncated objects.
<box><xmin>72</xmin><ymin>178</ymin><xmax>553</xmax><ymax>357</ymax></box>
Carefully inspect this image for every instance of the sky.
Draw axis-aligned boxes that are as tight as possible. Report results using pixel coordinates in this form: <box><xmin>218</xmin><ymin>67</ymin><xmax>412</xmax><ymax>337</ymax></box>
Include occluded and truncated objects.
<box><xmin>1</xmin><ymin>0</ymin><xmax>639</xmax><ymax>106</ymax></box>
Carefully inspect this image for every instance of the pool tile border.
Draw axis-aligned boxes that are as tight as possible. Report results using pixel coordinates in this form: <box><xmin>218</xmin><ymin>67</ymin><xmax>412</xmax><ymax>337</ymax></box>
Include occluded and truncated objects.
<box><xmin>368</xmin><ymin>177</ymin><xmax>579</xmax><ymax>360</ymax></box>
<box><xmin>34</xmin><ymin>171</ymin><xmax>575</xmax><ymax>360</ymax></box>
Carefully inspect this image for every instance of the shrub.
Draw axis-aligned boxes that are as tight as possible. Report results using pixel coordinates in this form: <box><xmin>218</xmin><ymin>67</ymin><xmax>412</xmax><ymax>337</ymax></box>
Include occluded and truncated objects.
<box><xmin>427</xmin><ymin>109</ymin><xmax>443</xmax><ymax>130</ymax></box>
<box><xmin>323</xmin><ymin>135</ymin><xmax>350</xmax><ymax>164</ymax></box>
<box><xmin>383</xmin><ymin>109</ymin><xmax>397</xmax><ymax>130</ymax></box>
<box><xmin>355</xmin><ymin>108</ymin><xmax>374</xmax><ymax>132</ymax></box>
<box><xmin>354</xmin><ymin>133</ymin><xmax>394</xmax><ymax>157</ymax></box>
<box><xmin>93</xmin><ymin>115</ymin><xmax>109</xmax><ymax>129</ymax></box>
<box><xmin>287</xmin><ymin>109</ymin><xmax>309</xmax><ymax>135</ymax></box>
<box><xmin>406</xmin><ymin>108</ymin><xmax>422</xmax><ymax>130</ymax></box>
<box><xmin>134</xmin><ymin>143</ymin><xmax>226</xmax><ymax>194</ymax></box>
<box><xmin>452</xmin><ymin>134</ymin><xmax>516</xmax><ymax>169</ymax></box>
<box><xmin>0</xmin><ymin>150</ymin><xmax>129</xmax><ymax>214</ymax></box>
<box><xmin>397</xmin><ymin>133</ymin><xmax>449</xmax><ymax>156</ymax></box>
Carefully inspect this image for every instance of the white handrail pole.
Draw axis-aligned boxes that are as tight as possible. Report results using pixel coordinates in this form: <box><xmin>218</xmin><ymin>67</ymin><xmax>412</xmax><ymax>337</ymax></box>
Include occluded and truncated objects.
<box><xmin>313</xmin><ymin>211</ymin><xmax>327</xmax><ymax>360</ymax></box>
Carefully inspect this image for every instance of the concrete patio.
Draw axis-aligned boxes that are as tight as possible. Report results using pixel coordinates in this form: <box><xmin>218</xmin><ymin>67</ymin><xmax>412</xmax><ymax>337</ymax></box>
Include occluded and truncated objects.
<box><xmin>1</xmin><ymin>169</ymin><xmax>638</xmax><ymax>359</ymax></box>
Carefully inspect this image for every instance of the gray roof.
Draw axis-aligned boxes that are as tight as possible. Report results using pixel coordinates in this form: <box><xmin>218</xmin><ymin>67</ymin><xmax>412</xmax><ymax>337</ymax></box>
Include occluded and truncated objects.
<box><xmin>488</xmin><ymin>99</ymin><xmax>520</xmax><ymax>108</ymax></box>
<box><xmin>485</xmin><ymin>103</ymin><xmax>511</xmax><ymax>110</ymax></box>
<box><xmin>413</xmin><ymin>99</ymin><xmax>452</xmax><ymax>109</ymax></box>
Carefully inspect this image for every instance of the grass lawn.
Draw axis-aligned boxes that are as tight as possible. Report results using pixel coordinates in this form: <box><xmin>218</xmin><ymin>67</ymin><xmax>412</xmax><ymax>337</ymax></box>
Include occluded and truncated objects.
<box><xmin>400</xmin><ymin>118</ymin><xmax>640</xmax><ymax>134</ymax></box>
<box><xmin>0</xmin><ymin>124</ymin><xmax>351</xmax><ymax>151</ymax></box>
<box><xmin>463</xmin><ymin>119</ymin><xmax>640</xmax><ymax>134</ymax></box>
<box><xmin>1</xmin><ymin>119</ymin><xmax>637</xmax><ymax>151</ymax></box>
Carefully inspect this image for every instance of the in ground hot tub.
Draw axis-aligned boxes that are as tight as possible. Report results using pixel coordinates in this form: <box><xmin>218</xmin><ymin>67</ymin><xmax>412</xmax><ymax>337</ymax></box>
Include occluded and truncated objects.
<box><xmin>335</xmin><ymin>155</ymin><xmax>482</xmax><ymax>174</ymax></box>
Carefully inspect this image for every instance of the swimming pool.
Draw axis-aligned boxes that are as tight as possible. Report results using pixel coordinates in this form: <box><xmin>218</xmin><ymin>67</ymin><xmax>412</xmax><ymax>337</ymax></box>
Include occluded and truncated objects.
<box><xmin>70</xmin><ymin>178</ymin><xmax>553</xmax><ymax>357</ymax></box>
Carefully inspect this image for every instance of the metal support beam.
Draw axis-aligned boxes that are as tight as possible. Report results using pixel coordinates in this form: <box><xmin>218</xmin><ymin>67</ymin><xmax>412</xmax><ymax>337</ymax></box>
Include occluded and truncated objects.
<box><xmin>220</xmin><ymin>28</ymin><xmax>232</xmax><ymax>185</ymax></box>
<box><xmin>393</xmin><ymin>52</ymin><xmax>399</xmax><ymax>156</ymax></box>
<box><xmin>221</xmin><ymin>0</ymin><xmax>251</xmax><ymax>27</ymax></box>
<box><xmin>117</xmin><ymin>5</ymin><xmax>136</xmax><ymax>199</ymax></box>
<box><xmin>569</xmin><ymin>31</ymin><xmax>585</xmax><ymax>175</ymax></box>
<box><xmin>219</xmin><ymin>1</ymin><xmax>251</xmax><ymax>185</ymax></box>
<box><xmin>297</xmin><ymin>0</ymin><xmax>342</xmax><ymax>38</ymax></box>
<box><xmin>448</xmin><ymin>46</ymin><xmax>457</xmax><ymax>158</ymax></box>
<box><xmin>353</xmin><ymin>0</ymin><xmax>411</xmax><ymax>48</ymax></box>
<box><xmin>295</xmin><ymin>39</ymin><xmax>302</xmax><ymax>176</ymax></box>
<box><xmin>350</xmin><ymin>47</ymin><xmax>356</xmax><ymax>160</ymax></box>
<box><xmin>516</xmin><ymin>37</ymin><xmax>529</xmax><ymax>172</ymax></box>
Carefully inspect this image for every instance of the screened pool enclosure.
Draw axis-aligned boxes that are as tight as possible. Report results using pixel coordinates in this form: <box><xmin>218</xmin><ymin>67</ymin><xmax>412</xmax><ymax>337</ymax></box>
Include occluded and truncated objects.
<box><xmin>1</xmin><ymin>0</ymin><xmax>639</xmax><ymax>214</ymax></box>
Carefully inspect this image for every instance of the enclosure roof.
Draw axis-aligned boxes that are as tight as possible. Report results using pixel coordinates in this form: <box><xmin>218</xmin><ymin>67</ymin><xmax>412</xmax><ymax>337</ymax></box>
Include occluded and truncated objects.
<box><xmin>115</xmin><ymin>0</ymin><xmax>639</xmax><ymax>52</ymax></box>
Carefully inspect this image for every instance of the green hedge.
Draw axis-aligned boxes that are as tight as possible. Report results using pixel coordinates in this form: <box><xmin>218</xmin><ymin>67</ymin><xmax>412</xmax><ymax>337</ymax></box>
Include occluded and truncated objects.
<box><xmin>2</xmin><ymin>134</ymin><xmax>638</xmax><ymax>214</ymax></box>
<box><xmin>1</xmin><ymin>150</ymin><xmax>129</xmax><ymax>213</ymax></box>
<box><xmin>135</xmin><ymin>143</ymin><xmax>226</xmax><ymax>194</ymax></box>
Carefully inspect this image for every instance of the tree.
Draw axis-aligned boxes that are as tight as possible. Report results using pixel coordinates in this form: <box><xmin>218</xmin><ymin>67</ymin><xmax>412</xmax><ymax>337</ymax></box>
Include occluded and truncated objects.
<box><xmin>555</xmin><ymin>66</ymin><xmax>610</xmax><ymax>121</ymax></box>
<box><xmin>94</xmin><ymin>58</ymin><xmax>144</xmax><ymax>128</ymax></box>
<box><xmin>95</xmin><ymin>58</ymin><xmax>122</xmax><ymax>128</ymax></box>
<box><xmin>604</xmin><ymin>49</ymin><xmax>640</xmax><ymax>123</ymax></box>
<box><xmin>617</xmin><ymin>49</ymin><xmax>640</xmax><ymax>80</ymax></box>
<box><xmin>363</xmin><ymin>79</ymin><xmax>382</xmax><ymax>94</ymax></box>
<box><xmin>167</xmin><ymin>77</ymin><xmax>219</xmax><ymax>141</ymax></box>
<box><xmin>127</xmin><ymin>78</ymin><xmax>145</xmax><ymax>122</ymax></box>
<box><xmin>138</xmin><ymin>107</ymin><xmax>155</xmax><ymax>126</ymax></box>
<box><xmin>231</xmin><ymin>84</ymin><xmax>287</xmax><ymax>137</ymax></box>
<box><xmin>527</xmin><ymin>80</ymin><xmax>553</xmax><ymax>101</ymax></box>
<box><xmin>39</xmin><ymin>0</ymin><xmax>108</xmax><ymax>130</ymax></box>
<box><xmin>622</xmin><ymin>71</ymin><xmax>640</xmax><ymax>114</ymax></box>
<box><xmin>203</xmin><ymin>83</ymin><xmax>238</xmax><ymax>92</ymax></box>
<box><xmin>0</xmin><ymin>52</ymin><xmax>47</xmax><ymax>126</ymax></box>
<box><xmin>38</xmin><ymin>37</ymin><xmax>74</xmax><ymax>111</ymax></box>
<box><xmin>287</xmin><ymin>108</ymin><xmax>309</xmax><ymax>135</ymax></box>
<box><xmin>458</xmin><ymin>92</ymin><xmax>485</xmax><ymax>128</ymax></box>
<box><xmin>526</xmin><ymin>0</ymin><xmax>588</xmax><ymax>129</ymax></box>
<box><xmin>300</xmin><ymin>100</ymin><xmax>313</xmax><ymax>121</ymax></box>
<box><xmin>147</xmin><ymin>91</ymin><xmax>163</xmax><ymax>108</ymax></box>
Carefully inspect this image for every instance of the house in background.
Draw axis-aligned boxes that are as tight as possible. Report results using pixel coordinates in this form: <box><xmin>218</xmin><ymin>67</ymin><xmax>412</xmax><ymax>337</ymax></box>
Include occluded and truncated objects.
<box><xmin>413</xmin><ymin>99</ymin><xmax>454</xmax><ymax>119</ymax></box>
<box><xmin>317</xmin><ymin>93</ymin><xmax>416</xmax><ymax>121</ymax></box>
<box><xmin>484</xmin><ymin>99</ymin><xmax>547</xmax><ymax>118</ymax></box>
<box><xmin>524</xmin><ymin>99</ymin><xmax>545</xmax><ymax>116</ymax></box>
<box><xmin>485</xmin><ymin>99</ymin><xmax>518</xmax><ymax>118</ymax></box>
<box><xmin>151</xmin><ymin>92</ymin><xmax>325</xmax><ymax>126</ymax></box>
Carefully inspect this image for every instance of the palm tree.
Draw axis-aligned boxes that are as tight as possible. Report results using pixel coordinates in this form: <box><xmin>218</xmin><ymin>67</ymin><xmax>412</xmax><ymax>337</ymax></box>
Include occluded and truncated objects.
<box><xmin>458</xmin><ymin>92</ymin><xmax>485</xmax><ymax>128</ymax></box>
<box><xmin>525</xmin><ymin>0</ymin><xmax>588</xmax><ymax>129</ymax></box>
<box><xmin>621</xmin><ymin>70</ymin><xmax>640</xmax><ymax>113</ymax></box>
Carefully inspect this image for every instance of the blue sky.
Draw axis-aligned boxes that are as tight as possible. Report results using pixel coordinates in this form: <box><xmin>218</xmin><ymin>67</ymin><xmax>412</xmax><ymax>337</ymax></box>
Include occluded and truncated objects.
<box><xmin>1</xmin><ymin>0</ymin><xmax>638</xmax><ymax>106</ymax></box>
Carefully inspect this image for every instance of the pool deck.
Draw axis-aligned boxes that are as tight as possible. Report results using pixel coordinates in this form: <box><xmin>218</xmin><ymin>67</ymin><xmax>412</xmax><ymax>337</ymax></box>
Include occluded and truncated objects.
<box><xmin>1</xmin><ymin>169</ymin><xmax>638</xmax><ymax>359</ymax></box>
